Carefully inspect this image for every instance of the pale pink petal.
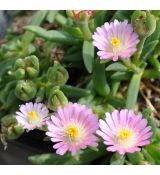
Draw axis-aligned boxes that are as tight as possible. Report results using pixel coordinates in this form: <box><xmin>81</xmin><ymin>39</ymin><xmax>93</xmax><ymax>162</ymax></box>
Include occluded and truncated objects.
<box><xmin>98</xmin><ymin>109</ymin><xmax>152</xmax><ymax>155</ymax></box>
<box><xmin>93</xmin><ymin>20</ymin><xmax>139</xmax><ymax>61</ymax></box>
<box><xmin>46</xmin><ymin>102</ymin><xmax>99</xmax><ymax>156</ymax></box>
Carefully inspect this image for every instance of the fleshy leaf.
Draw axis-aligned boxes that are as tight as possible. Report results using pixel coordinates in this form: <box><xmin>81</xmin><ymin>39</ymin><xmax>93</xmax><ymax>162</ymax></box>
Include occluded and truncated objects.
<box><xmin>82</xmin><ymin>40</ymin><xmax>95</xmax><ymax>73</ymax></box>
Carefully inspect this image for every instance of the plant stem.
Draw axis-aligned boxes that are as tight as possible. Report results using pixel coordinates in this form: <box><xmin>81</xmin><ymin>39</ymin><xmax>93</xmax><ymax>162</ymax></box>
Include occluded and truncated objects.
<box><xmin>133</xmin><ymin>37</ymin><xmax>146</xmax><ymax>64</ymax></box>
<box><xmin>78</xmin><ymin>20</ymin><xmax>92</xmax><ymax>41</ymax></box>
<box><xmin>121</xmin><ymin>58</ymin><xmax>141</xmax><ymax>73</ymax></box>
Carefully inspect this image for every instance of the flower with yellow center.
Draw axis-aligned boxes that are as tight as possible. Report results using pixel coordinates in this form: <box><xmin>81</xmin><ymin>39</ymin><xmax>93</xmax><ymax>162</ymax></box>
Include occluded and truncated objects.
<box><xmin>111</xmin><ymin>37</ymin><xmax>121</xmax><ymax>47</ymax></box>
<box><xmin>16</xmin><ymin>102</ymin><xmax>49</xmax><ymax>131</ymax></box>
<box><xmin>97</xmin><ymin>109</ymin><xmax>153</xmax><ymax>155</ymax></box>
<box><xmin>93</xmin><ymin>20</ymin><xmax>140</xmax><ymax>61</ymax></box>
<box><xmin>27</xmin><ymin>110</ymin><xmax>41</xmax><ymax>125</ymax></box>
<box><xmin>28</xmin><ymin>111</ymin><xmax>36</xmax><ymax>121</ymax></box>
<box><xmin>46</xmin><ymin>102</ymin><xmax>99</xmax><ymax>156</ymax></box>
<box><xmin>66</xmin><ymin>126</ymin><xmax>79</xmax><ymax>139</ymax></box>
<box><xmin>116</xmin><ymin>128</ymin><xmax>135</xmax><ymax>149</ymax></box>
<box><xmin>64</xmin><ymin>124</ymin><xmax>84</xmax><ymax>145</ymax></box>
<box><xmin>118</xmin><ymin>128</ymin><xmax>132</xmax><ymax>140</ymax></box>
<box><xmin>27</xmin><ymin>111</ymin><xmax>43</xmax><ymax>126</ymax></box>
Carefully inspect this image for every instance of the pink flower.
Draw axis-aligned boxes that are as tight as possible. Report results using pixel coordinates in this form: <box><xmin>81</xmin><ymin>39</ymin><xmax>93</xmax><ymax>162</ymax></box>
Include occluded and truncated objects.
<box><xmin>46</xmin><ymin>102</ymin><xmax>99</xmax><ymax>156</ymax></box>
<box><xmin>16</xmin><ymin>102</ymin><xmax>49</xmax><ymax>131</ymax></box>
<box><xmin>92</xmin><ymin>20</ymin><xmax>139</xmax><ymax>61</ymax></box>
<box><xmin>72</xmin><ymin>10</ymin><xmax>95</xmax><ymax>20</ymax></box>
<box><xmin>97</xmin><ymin>109</ymin><xmax>152</xmax><ymax>155</ymax></box>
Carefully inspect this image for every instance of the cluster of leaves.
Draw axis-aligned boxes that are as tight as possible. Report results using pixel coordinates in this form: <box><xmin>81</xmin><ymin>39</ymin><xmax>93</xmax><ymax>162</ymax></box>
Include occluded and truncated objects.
<box><xmin>0</xmin><ymin>10</ymin><xmax>160</xmax><ymax>165</ymax></box>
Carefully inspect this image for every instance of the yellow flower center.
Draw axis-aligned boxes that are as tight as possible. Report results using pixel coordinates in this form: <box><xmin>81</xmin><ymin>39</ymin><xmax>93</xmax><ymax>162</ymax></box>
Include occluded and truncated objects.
<box><xmin>66</xmin><ymin>127</ymin><xmax>79</xmax><ymax>139</ymax></box>
<box><xmin>111</xmin><ymin>37</ymin><xmax>121</xmax><ymax>47</ymax></box>
<box><xmin>118</xmin><ymin>128</ymin><xmax>132</xmax><ymax>140</ymax></box>
<box><xmin>28</xmin><ymin>111</ymin><xmax>36</xmax><ymax>121</ymax></box>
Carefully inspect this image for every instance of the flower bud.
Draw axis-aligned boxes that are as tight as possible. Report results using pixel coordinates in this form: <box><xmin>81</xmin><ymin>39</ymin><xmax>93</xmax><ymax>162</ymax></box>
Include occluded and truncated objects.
<box><xmin>24</xmin><ymin>55</ymin><xmax>39</xmax><ymax>78</ymax></box>
<box><xmin>47</xmin><ymin>87</ymin><xmax>68</xmax><ymax>111</ymax></box>
<box><xmin>15</xmin><ymin>80</ymin><xmax>37</xmax><ymax>101</ymax></box>
<box><xmin>67</xmin><ymin>10</ymin><xmax>95</xmax><ymax>21</ymax></box>
<box><xmin>1</xmin><ymin>115</ymin><xmax>24</xmax><ymax>140</ymax></box>
<box><xmin>14</xmin><ymin>55</ymin><xmax>39</xmax><ymax>80</ymax></box>
<box><xmin>26</xmin><ymin>67</ymin><xmax>38</xmax><ymax>78</ymax></box>
<box><xmin>47</xmin><ymin>61</ymin><xmax>69</xmax><ymax>86</ymax></box>
<box><xmin>67</xmin><ymin>10</ymin><xmax>96</xmax><ymax>40</ymax></box>
<box><xmin>14</xmin><ymin>58</ymin><xmax>25</xmax><ymax>70</ymax></box>
<box><xmin>131</xmin><ymin>11</ymin><xmax>156</xmax><ymax>38</ymax></box>
<box><xmin>14</xmin><ymin>68</ymin><xmax>25</xmax><ymax>80</ymax></box>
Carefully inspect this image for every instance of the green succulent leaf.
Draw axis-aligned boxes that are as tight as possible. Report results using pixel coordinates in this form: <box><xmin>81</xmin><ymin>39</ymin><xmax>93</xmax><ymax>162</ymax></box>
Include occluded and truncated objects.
<box><xmin>82</xmin><ymin>40</ymin><xmax>95</xmax><ymax>73</ymax></box>
<box><xmin>110</xmin><ymin>153</ymin><xmax>125</xmax><ymax>165</ymax></box>
<box><xmin>106</xmin><ymin>63</ymin><xmax>127</xmax><ymax>72</ymax></box>
<box><xmin>146</xmin><ymin>143</ymin><xmax>160</xmax><ymax>164</ymax></box>
<box><xmin>61</xmin><ymin>85</ymin><xmax>91</xmax><ymax>98</ymax></box>
<box><xmin>22</xmin><ymin>10</ymin><xmax>48</xmax><ymax>48</ymax></box>
<box><xmin>24</xmin><ymin>25</ymin><xmax>80</xmax><ymax>45</ymax></box>
<box><xmin>127</xmin><ymin>152</ymin><xmax>145</xmax><ymax>165</ymax></box>
<box><xmin>29</xmin><ymin>145</ymin><xmax>106</xmax><ymax>165</ymax></box>
<box><xmin>112</xmin><ymin>10</ymin><xmax>133</xmax><ymax>21</ymax></box>
<box><xmin>92</xmin><ymin>59</ymin><xmax>110</xmax><ymax>96</ymax></box>
<box><xmin>111</xmin><ymin>72</ymin><xmax>131</xmax><ymax>80</ymax></box>
<box><xmin>126</xmin><ymin>72</ymin><xmax>142</xmax><ymax>109</ymax></box>
<box><xmin>142</xmin><ymin>108</ymin><xmax>157</xmax><ymax>140</ymax></box>
<box><xmin>46</xmin><ymin>10</ymin><xmax>59</xmax><ymax>23</ymax></box>
<box><xmin>141</xmin><ymin>40</ymin><xmax>159</xmax><ymax>63</ymax></box>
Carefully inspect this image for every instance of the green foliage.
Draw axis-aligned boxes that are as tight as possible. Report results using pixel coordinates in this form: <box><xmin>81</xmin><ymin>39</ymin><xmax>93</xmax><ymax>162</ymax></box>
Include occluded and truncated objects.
<box><xmin>146</xmin><ymin>144</ymin><xmax>160</xmax><ymax>164</ymax></box>
<box><xmin>92</xmin><ymin>59</ymin><xmax>110</xmax><ymax>96</ymax></box>
<box><xmin>22</xmin><ymin>10</ymin><xmax>48</xmax><ymax>49</ymax></box>
<box><xmin>61</xmin><ymin>85</ymin><xmax>91</xmax><ymax>98</ymax></box>
<box><xmin>25</xmin><ymin>25</ymin><xmax>80</xmax><ymax>45</ymax></box>
<box><xmin>142</xmin><ymin>108</ymin><xmax>157</xmax><ymax>140</ymax></box>
<box><xmin>126</xmin><ymin>72</ymin><xmax>143</xmax><ymax>109</ymax></box>
<box><xmin>46</xmin><ymin>11</ymin><xmax>59</xmax><ymax>23</ymax></box>
<box><xmin>106</xmin><ymin>62</ymin><xmax>127</xmax><ymax>72</ymax></box>
<box><xmin>0</xmin><ymin>10</ymin><xmax>160</xmax><ymax>165</ymax></box>
<box><xmin>127</xmin><ymin>152</ymin><xmax>145</xmax><ymax>165</ymax></box>
<box><xmin>82</xmin><ymin>40</ymin><xmax>95</xmax><ymax>73</ymax></box>
<box><xmin>140</xmin><ymin>19</ymin><xmax>160</xmax><ymax>64</ymax></box>
<box><xmin>110</xmin><ymin>153</ymin><xmax>125</xmax><ymax>165</ymax></box>
<box><xmin>112</xmin><ymin>11</ymin><xmax>133</xmax><ymax>21</ymax></box>
<box><xmin>29</xmin><ymin>145</ymin><xmax>107</xmax><ymax>165</ymax></box>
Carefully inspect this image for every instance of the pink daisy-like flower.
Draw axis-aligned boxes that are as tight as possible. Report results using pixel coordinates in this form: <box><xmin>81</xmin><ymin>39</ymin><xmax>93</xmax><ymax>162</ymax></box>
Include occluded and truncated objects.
<box><xmin>92</xmin><ymin>20</ymin><xmax>139</xmax><ymax>61</ymax></box>
<box><xmin>46</xmin><ymin>102</ymin><xmax>99</xmax><ymax>156</ymax></box>
<box><xmin>16</xmin><ymin>102</ymin><xmax>49</xmax><ymax>131</ymax></box>
<box><xmin>97</xmin><ymin>109</ymin><xmax>152</xmax><ymax>155</ymax></box>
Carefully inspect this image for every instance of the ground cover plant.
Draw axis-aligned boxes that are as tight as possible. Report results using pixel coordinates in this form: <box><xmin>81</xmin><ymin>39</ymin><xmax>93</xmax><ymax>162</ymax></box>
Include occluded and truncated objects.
<box><xmin>0</xmin><ymin>10</ymin><xmax>160</xmax><ymax>165</ymax></box>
